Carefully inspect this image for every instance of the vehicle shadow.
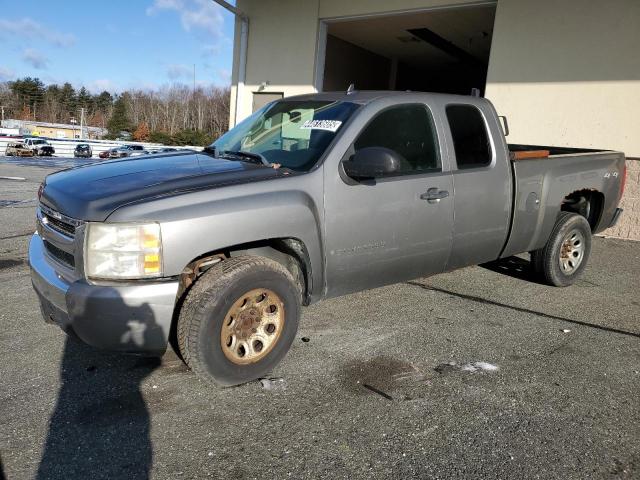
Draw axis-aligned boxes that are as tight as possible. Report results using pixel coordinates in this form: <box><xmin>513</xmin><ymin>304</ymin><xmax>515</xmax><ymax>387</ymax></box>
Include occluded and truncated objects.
<box><xmin>406</xmin><ymin>280</ymin><xmax>640</xmax><ymax>339</ymax></box>
<box><xmin>36</xmin><ymin>297</ymin><xmax>164</xmax><ymax>480</ymax></box>
<box><xmin>480</xmin><ymin>255</ymin><xmax>546</xmax><ymax>285</ymax></box>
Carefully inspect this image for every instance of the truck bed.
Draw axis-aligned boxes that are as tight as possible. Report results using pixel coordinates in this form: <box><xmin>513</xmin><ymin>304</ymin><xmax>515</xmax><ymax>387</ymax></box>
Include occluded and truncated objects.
<box><xmin>500</xmin><ymin>145</ymin><xmax>625</xmax><ymax>258</ymax></box>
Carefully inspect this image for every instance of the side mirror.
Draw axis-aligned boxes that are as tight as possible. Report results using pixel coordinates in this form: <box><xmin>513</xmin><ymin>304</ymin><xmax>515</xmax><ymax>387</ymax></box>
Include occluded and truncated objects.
<box><xmin>342</xmin><ymin>147</ymin><xmax>402</xmax><ymax>179</ymax></box>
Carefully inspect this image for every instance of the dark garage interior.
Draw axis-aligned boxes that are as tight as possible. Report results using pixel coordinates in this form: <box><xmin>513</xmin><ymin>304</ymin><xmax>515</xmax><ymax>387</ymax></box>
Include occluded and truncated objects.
<box><xmin>322</xmin><ymin>4</ymin><xmax>496</xmax><ymax>95</ymax></box>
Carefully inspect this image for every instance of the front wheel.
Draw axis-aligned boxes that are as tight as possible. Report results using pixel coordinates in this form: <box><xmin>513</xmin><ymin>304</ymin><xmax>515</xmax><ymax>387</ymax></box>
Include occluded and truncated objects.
<box><xmin>177</xmin><ymin>256</ymin><xmax>301</xmax><ymax>386</ymax></box>
<box><xmin>531</xmin><ymin>212</ymin><xmax>592</xmax><ymax>287</ymax></box>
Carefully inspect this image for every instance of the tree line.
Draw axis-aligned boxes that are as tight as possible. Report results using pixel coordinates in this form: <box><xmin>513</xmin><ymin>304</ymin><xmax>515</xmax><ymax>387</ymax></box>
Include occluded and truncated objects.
<box><xmin>0</xmin><ymin>77</ymin><xmax>230</xmax><ymax>146</ymax></box>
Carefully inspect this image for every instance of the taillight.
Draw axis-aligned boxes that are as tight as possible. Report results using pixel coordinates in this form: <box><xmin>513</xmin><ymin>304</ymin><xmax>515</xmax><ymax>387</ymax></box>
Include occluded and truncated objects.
<box><xmin>620</xmin><ymin>164</ymin><xmax>627</xmax><ymax>198</ymax></box>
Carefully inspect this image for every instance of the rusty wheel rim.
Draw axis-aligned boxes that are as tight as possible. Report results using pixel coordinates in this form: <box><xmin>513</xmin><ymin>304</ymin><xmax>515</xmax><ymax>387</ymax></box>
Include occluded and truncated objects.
<box><xmin>559</xmin><ymin>229</ymin><xmax>585</xmax><ymax>274</ymax></box>
<box><xmin>220</xmin><ymin>288</ymin><xmax>285</xmax><ymax>365</ymax></box>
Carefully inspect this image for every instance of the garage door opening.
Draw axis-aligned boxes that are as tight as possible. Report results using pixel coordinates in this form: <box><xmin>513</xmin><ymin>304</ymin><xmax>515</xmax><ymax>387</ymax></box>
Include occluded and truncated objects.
<box><xmin>320</xmin><ymin>4</ymin><xmax>496</xmax><ymax>95</ymax></box>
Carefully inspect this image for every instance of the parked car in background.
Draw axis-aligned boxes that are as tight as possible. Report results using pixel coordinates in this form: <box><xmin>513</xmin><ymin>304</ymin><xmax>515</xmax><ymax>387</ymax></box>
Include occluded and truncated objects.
<box><xmin>98</xmin><ymin>149</ymin><xmax>113</xmax><ymax>159</ymax></box>
<box><xmin>125</xmin><ymin>145</ymin><xmax>145</xmax><ymax>152</ymax></box>
<box><xmin>106</xmin><ymin>145</ymin><xmax>146</xmax><ymax>159</ymax></box>
<box><xmin>74</xmin><ymin>144</ymin><xmax>92</xmax><ymax>158</ymax></box>
<box><xmin>23</xmin><ymin>138</ymin><xmax>55</xmax><ymax>156</ymax></box>
<box><xmin>109</xmin><ymin>147</ymin><xmax>132</xmax><ymax>158</ymax></box>
<box><xmin>5</xmin><ymin>142</ymin><xmax>34</xmax><ymax>157</ymax></box>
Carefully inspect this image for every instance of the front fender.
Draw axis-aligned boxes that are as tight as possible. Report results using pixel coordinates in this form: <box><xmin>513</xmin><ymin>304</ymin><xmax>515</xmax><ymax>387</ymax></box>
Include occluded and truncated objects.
<box><xmin>107</xmin><ymin>173</ymin><xmax>325</xmax><ymax>299</ymax></box>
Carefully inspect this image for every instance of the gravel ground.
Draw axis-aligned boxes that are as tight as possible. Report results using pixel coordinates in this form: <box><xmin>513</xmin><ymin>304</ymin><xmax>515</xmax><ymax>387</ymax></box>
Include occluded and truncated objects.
<box><xmin>0</xmin><ymin>158</ymin><xmax>638</xmax><ymax>480</ymax></box>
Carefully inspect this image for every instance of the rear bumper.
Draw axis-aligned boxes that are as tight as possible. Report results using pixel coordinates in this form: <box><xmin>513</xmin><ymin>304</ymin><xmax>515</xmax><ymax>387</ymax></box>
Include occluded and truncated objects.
<box><xmin>608</xmin><ymin>208</ymin><xmax>623</xmax><ymax>229</ymax></box>
<box><xmin>29</xmin><ymin>233</ymin><xmax>179</xmax><ymax>355</ymax></box>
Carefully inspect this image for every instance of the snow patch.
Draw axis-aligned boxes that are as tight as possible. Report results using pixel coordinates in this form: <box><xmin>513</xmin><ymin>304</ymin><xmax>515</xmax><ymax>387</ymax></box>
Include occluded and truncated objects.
<box><xmin>461</xmin><ymin>361</ymin><xmax>500</xmax><ymax>373</ymax></box>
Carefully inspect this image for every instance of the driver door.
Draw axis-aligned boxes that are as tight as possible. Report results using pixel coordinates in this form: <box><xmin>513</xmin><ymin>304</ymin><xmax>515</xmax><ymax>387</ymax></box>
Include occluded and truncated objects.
<box><xmin>323</xmin><ymin>103</ymin><xmax>454</xmax><ymax>297</ymax></box>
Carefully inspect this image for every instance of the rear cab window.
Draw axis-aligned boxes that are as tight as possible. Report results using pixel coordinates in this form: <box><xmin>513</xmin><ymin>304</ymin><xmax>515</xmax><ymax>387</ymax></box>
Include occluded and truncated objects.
<box><xmin>445</xmin><ymin>104</ymin><xmax>492</xmax><ymax>169</ymax></box>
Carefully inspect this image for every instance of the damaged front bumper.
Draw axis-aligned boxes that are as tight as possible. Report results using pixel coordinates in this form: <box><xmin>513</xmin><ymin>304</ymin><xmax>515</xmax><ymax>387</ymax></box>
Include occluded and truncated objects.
<box><xmin>29</xmin><ymin>232</ymin><xmax>179</xmax><ymax>356</ymax></box>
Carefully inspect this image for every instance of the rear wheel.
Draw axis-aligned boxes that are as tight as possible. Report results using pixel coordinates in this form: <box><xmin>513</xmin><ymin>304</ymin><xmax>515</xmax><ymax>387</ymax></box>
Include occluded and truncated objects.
<box><xmin>530</xmin><ymin>212</ymin><xmax>591</xmax><ymax>287</ymax></box>
<box><xmin>177</xmin><ymin>256</ymin><xmax>300</xmax><ymax>386</ymax></box>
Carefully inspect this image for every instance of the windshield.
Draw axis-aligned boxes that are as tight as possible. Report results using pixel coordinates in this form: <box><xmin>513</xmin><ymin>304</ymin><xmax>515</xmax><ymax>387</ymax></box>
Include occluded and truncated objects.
<box><xmin>212</xmin><ymin>100</ymin><xmax>359</xmax><ymax>171</ymax></box>
<box><xmin>32</xmin><ymin>140</ymin><xmax>46</xmax><ymax>145</ymax></box>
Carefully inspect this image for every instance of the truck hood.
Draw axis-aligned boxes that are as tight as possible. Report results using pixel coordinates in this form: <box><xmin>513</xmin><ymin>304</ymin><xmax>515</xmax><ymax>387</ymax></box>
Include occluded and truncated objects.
<box><xmin>40</xmin><ymin>152</ymin><xmax>288</xmax><ymax>221</ymax></box>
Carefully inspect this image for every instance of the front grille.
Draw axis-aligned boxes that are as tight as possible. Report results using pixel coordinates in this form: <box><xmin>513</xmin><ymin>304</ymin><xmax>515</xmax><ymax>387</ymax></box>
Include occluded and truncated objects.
<box><xmin>44</xmin><ymin>240</ymin><xmax>75</xmax><ymax>268</ymax></box>
<box><xmin>39</xmin><ymin>204</ymin><xmax>83</xmax><ymax>237</ymax></box>
<box><xmin>43</xmin><ymin>213</ymin><xmax>76</xmax><ymax>236</ymax></box>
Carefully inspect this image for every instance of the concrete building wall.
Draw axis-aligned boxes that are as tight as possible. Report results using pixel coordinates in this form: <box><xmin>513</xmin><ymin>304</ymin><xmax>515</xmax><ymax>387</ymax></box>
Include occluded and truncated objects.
<box><xmin>485</xmin><ymin>0</ymin><xmax>640</xmax><ymax>158</ymax></box>
<box><xmin>232</xmin><ymin>0</ymin><xmax>321</xmax><ymax>125</ymax></box>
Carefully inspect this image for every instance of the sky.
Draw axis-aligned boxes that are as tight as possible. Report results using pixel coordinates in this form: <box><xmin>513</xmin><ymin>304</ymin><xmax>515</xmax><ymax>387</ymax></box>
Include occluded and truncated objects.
<box><xmin>0</xmin><ymin>0</ymin><xmax>235</xmax><ymax>93</ymax></box>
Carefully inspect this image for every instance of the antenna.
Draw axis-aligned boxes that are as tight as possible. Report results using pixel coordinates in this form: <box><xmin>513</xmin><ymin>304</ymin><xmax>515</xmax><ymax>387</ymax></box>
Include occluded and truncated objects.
<box><xmin>346</xmin><ymin>83</ymin><xmax>356</xmax><ymax>95</ymax></box>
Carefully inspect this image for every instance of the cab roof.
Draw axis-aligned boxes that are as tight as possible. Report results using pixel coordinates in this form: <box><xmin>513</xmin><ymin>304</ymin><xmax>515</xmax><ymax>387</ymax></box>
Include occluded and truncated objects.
<box><xmin>285</xmin><ymin>90</ymin><xmax>484</xmax><ymax>105</ymax></box>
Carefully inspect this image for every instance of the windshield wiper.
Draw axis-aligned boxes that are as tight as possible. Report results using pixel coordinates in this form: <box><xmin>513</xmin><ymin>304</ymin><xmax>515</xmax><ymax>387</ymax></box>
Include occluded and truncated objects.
<box><xmin>219</xmin><ymin>150</ymin><xmax>271</xmax><ymax>167</ymax></box>
<box><xmin>203</xmin><ymin>145</ymin><xmax>216</xmax><ymax>156</ymax></box>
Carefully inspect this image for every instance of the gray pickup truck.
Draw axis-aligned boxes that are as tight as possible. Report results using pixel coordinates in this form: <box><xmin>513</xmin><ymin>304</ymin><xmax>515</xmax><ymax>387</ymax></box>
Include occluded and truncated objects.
<box><xmin>29</xmin><ymin>91</ymin><xmax>626</xmax><ymax>386</ymax></box>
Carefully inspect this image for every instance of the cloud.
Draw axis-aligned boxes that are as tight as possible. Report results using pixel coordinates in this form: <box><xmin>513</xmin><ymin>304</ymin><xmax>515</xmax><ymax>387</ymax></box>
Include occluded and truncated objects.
<box><xmin>22</xmin><ymin>49</ymin><xmax>49</xmax><ymax>69</ymax></box>
<box><xmin>0</xmin><ymin>18</ymin><xmax>75</xmax><ymax>47</ymax></box>
<box><xmin>201</xmin><ymin>44</ymin><xmax>222</xmax><ymax>56</ymax></box>
<box><xmin>147</xmin><ymin>0</ymin><xmax>225</xmax><ymax>39</ymax></box>
<box><xmin>87</xmin><ymin>79</ymin><xmax>118</xmax><ymax>94</ymax></box>
<box><xmin>216</xmin><ymin>68</ymin><xmax>231</xmax><ymax>85</ymax></box>
<box><xmin>0</xmin><ymin>67</ymin><xmax>16</xmax><ymax>82</ymax></box>
<box><xmin>167</xmin><ymin>64</ymin><xmax>193</xmax><ymax>80</ymax></box>
<box><xmin>146</xmin><ymin>0</ymin><xmax>183</xmax><ymax>14</ymax></box>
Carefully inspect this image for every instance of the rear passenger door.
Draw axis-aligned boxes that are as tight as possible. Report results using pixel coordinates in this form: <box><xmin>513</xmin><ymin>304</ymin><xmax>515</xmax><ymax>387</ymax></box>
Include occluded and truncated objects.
<box><xmin>324</xmin><ymin>102</ymin><xmax>454</xmax><ymax>296</ymax></box>
<box><xmin>444</xmin><ymin>103</ymin><xmax>512</xmax><ymax>270</ymax></box>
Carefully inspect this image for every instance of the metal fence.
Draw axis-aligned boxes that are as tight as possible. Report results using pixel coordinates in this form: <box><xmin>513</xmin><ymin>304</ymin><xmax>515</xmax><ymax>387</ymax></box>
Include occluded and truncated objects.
<box><xmin>0</xmin><ymin>136</ymin><xmax>202</xmax><ymax>158</ymax></box>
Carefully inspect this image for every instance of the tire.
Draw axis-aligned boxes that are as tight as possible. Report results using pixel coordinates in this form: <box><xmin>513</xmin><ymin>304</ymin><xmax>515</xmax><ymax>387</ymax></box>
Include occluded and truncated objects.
<box><xmin>177</xmin><ymin>256</ymin><xmax>301</xmax><ymax>386</ymax></box>
<box><xmin>530</xmin><ymin>212</ymin><xmax>592</xmax><ymax>287</ymax></box>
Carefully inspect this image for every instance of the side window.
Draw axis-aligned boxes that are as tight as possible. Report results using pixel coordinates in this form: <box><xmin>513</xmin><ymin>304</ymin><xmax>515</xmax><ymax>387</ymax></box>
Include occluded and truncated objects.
<box><xmin>445</xmin><ymin>105</ymin><xmax>492</xmax><ymax>169</ymax></box>
<box><xmin>354</xmin><ymin>104</ymin><xmax>440</xmax><ymax>175</ymax></box>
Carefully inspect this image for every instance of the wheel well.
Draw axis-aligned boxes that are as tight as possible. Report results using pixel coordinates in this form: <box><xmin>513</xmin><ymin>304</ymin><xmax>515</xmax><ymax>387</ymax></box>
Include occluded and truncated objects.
<box><xmin>177</xmin><ymin>238</ymin><xmax>313</xmax><ymax>306</ymax></box>
<box><xmin>560</xmin><ymin>190</ymin><xmax>604</xmax><ymax>232</ymax></box>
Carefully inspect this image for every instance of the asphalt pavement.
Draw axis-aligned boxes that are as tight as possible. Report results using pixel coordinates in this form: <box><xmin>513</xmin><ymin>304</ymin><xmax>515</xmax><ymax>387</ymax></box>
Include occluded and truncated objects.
<box><xmin>0</xmin><ymin>157</ymin><xmax>638</xmax><ymax>479</ymax></box>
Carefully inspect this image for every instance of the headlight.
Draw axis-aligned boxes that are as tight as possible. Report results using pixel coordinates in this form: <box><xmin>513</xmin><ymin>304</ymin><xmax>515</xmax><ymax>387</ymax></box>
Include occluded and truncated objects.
<box><xmin>85</xmin><ymin>223</ymin><xmax>162</xmax><ymax>280</ymax></box>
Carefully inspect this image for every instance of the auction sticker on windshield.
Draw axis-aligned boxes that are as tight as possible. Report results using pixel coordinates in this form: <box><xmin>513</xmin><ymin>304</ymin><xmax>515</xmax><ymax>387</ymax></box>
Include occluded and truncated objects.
<box><xmin>300</xmin><ymin>120</ymin><xmax>342</xmax><ymax>132</ymax></box>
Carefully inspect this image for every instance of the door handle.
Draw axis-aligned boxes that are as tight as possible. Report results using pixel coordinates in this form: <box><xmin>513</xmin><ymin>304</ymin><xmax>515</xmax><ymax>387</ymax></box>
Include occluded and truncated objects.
<box><xmin>420</xmin><ymin>188</ymin><xmax>449</xmax><ymax>203</ymax></box>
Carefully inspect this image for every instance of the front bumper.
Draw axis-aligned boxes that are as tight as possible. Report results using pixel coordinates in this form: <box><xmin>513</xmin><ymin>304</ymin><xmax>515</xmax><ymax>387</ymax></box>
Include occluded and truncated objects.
<box><xmin>29</xmin><ymin>233</ymin><xmax>179</xmax><ymax>355</ymax></box>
